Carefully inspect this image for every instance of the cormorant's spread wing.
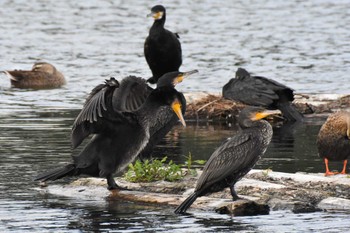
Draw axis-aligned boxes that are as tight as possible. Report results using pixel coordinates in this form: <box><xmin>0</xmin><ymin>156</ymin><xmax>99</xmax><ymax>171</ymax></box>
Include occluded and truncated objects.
<box><xmin>112</xmin><ymin>76</ymin><xmax>152</xmax><ymax>112</ymax></box>
<box><xmin>195</xmin><ymin>133</ymin><xmax>255</xmax><ymax>191</ymax></box>
<box><xmin>71</xmin><ymin>78</ymin><xmax>131</xmax><ymax>149</ymax></box>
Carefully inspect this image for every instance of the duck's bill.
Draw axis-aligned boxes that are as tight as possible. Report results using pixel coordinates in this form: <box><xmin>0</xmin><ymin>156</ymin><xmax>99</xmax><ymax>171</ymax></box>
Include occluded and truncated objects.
<box><xmin>171</xmin><ymin>100</ymin><xmax>186</xmax><ymax>127</ymax></box>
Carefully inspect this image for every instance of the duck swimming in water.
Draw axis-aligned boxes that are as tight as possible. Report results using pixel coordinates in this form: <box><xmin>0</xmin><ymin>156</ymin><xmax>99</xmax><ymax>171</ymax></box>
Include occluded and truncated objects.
<box><xmin>2</xmin><ymin>62</ymin><xmax>66</xmax><ymax>89</ymax></box>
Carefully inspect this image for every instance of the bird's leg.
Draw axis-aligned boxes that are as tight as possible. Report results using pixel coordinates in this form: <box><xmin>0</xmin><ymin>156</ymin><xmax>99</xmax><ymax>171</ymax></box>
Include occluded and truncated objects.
<box><xmin>340</xmin><ymin>160</ymin><xmax>348</xmax><ymax>175</ymax></box>
<box><xmin>106</xmin><ymin>175</ymin><xmax>118</xmax><ymax>190</ymax></box>
<box><xmin>230</xmin><ymin>185</ymin><xmax>239</xmax><ymax>201</ymax></box>
<box><xmin>324</xmin><ymin>158</ymin><xmax>337</xmax><ymax>176</ymax></box>
<box><xmin>106</xmin><ymin>174</ymin><xmax>129</xmax><ymax>191</ymax></box>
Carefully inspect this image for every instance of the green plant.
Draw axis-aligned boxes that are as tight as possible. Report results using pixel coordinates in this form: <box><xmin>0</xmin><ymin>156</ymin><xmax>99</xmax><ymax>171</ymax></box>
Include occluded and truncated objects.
<box><xmin>124</xmin><ymin>156</ymin><xmax>183</xmax><ymax>182</ymax></box>
<box><xmin>262</xmin><ymin>168</ymin><xmax>273</xmax><ymax>177</ymax></box>
<box><xmin>184</xmin><ymin>152</ymin><xmax>206</xmax><ymax>176</ymax></box>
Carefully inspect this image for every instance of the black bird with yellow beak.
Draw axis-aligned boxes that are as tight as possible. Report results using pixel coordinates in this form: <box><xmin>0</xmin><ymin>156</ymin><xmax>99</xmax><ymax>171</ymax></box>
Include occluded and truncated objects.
<box><xmin>69</xmin><ymin>70</ymin><xmax>197</xmax><ymax>159</ymax></box>
<box><xmin>175</xmin><ymin>107</ymin><xmax>280</xmax><ymax>214</ymax></box>
<box><xmin>144</xmin><ymin>5</ymin><xmax>182</xmax><ymax>84</ymax></box>
<box><xmin>35</xmin><ymin>73</ymin><xmax>189</xmax><ymax>190</ymax></box>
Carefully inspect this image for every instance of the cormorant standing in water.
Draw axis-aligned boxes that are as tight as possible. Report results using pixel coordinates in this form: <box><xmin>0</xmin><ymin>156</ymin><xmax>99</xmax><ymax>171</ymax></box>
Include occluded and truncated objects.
<box><xmin>317</xmin><ymin>111</ymin><xmax>350</xmax><ymax>176</ymax></box>
<box><xmin>144</xmin><ymin>5</ymin><xmax>182</xmax><ymax>84</ymax></box>
<box><xmin>35</xmin><ymin>75</ymin><xmax>187</xmax><ymax>190</ymax></box>
<box><xmin>223</xmin><ymin>68</ymin><xmax>303</xmax><ymax>122</ymax></box>
<box><xmin>2</xmin><ymin>62</ymin><xmax>66</xmax><ymax>89</ymax></box>
<box><xmin>174</xmin><ymin>107</ymin><xmax>280</xmax><ymax>214</ymax></box>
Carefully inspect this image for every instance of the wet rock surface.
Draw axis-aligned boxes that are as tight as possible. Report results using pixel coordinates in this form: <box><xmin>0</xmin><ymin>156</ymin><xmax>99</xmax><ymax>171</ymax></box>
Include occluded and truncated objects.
<box><xmin>38</xmin><ymin>169</ymin><xmax>350</xmax><ymax>216</ymax></box>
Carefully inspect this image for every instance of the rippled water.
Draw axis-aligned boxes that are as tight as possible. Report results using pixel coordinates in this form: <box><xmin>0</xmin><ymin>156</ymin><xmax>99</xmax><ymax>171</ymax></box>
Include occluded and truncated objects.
<box><xmin>1</xmin><ymin>0</ymin><xmax>350</xmax><ymax>232</ymax></box>
<box><xmin>1</xmin><ymin>0</ymin><xmax>350</xmax><ymax>98</ymax></box>
<box><xmin>1</xmin><ymin>107</ymin><xmax>350</xmax><ymax>232</ymax></box>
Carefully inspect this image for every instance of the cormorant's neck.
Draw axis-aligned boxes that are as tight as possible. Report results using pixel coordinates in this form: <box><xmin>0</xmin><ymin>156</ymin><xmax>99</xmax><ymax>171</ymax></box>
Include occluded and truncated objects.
<box><xmin>239</xmin><ymin>120</ymin><xmax>273</xmax><ymax>148</ymax></box>
<box><xmin>135</xmin><ymin>96</ymin><xmax>162</xmax><ymax>123</ymax></box>
<box><xmin>151</xmin><ymin>16</ymin><xmax>166</xmax><ymax>30</ymax></box>
<box><xmin>240</xmin><ymin>120</ymin><xmax>271</xmax><ymax>131</ymax></box>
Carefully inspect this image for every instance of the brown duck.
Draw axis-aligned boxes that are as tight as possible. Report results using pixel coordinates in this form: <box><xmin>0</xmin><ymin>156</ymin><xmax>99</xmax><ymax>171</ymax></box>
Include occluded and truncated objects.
<box><xmin>3</xmin><ymin>62</ymin><xmax>66</xmax><ymax>89</ymax></box>
<box><xmin>317</xmin><ymin>111</ymin><xmax>350</xmax><ymax>176</ymax></box>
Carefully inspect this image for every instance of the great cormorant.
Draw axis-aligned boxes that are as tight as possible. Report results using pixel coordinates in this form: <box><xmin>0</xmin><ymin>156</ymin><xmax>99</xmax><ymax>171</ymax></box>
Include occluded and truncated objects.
<box><xmin>35</xmin><ymin>76</ymin><xmax>186</xmax><ymax>190</ymax></box>
<box><xmin>70</xmin><ymin>70</ymin><xmax>198</xmax><ymax>160</ymax></box>
<box><xmin>317</xmin><ymin>111</ymin><xmax>350</xmax><ymax>176</ymax></box>
<box><xmin>174</xmin><ymin>107</ymin><xmax>280</xmax><ymax>214</ymax></box>
<box><xmin>2</xmin><ymin>62</ymin><xmax>66</xmax><ymax>89</ymax></box>
<box><xmin>144</xmin><ymin>5</ymin><xmax>182</xmax><ymax>84</ymax></box>
<box><xmin>222</xmin><ymin>68</ymin><xmax>303</xmax><ymax>122</ymax></box>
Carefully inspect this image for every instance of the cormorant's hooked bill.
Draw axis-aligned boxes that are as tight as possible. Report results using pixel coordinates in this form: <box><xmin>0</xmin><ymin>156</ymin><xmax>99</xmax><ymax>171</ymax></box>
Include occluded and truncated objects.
<box><xmin>172</xmin><ymin>99</ymin><xmax>186</xmax><ymax>127</ymax></box>
<box><xmin>252</xmin><ymin>109</ymin><xmax>281</xmax><ymax>121</ymax></box>
<box><xmin>157</xmin><ymin>70</ymin><xmax>198</xmax><ymax>88</ymax></box>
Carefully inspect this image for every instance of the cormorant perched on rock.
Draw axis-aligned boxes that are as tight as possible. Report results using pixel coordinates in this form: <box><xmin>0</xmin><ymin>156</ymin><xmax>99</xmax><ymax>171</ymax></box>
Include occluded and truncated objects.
<box><xmin>222</xmin><ymin>68</ymin><xmax>303</xmax><ymax>122</ymax></box>
<box><xmin>70</xmin><ymin>70</ymin><xmax>197</xmax><ymax>160</ymax></box>
<box><xmin>2</xmin><ymin>62</ymin><xmax>66</xmax><ymax>89</ymax></box>
<box><xmin>317</xmin><ymin>111</ymin><xmax>350</xmax><ymax>176</ymax></box>
<box><xmin>144</xmin><ymin>5</ymin><xmax>182</xmax><ymax>84</ymax></box>
<box><xmin>174</xmin><ymin>107</ymin><xmax>280</xmax><ymax>214</ymax></box>
<box><xmin>35</xmin><ymin>76</ymin><xmax>187</xmax><ymax>190</ymax></box>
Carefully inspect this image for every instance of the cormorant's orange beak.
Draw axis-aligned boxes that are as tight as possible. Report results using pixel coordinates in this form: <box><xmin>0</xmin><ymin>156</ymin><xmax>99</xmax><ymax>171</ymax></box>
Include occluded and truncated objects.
<box><xmin>147</xmin><ymin>11</ymin><xmax>163</xmax><ymax>20</ymax></box>
<box><xmin>253</xmin><ymin>109</ymin><xmax>281</xmax><ymax>121</ymax></box>
<box><xmin>173</xmin><ymin>70</ymin><xmax>198</xmax><ymax>86</ymax></box>
<box><xmin>171</xmin><ymin>99</ymin><xmax>186</xmax><ymax>127</ymax></box>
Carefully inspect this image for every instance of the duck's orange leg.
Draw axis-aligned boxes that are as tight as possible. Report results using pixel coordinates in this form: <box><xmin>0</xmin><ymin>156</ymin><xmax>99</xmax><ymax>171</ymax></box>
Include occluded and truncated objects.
<box><xmin>340</xmin><ymin>160</ymin><xmax>348</xmax><ymax>174</ymax></box>
<box><xmin>324</xmin><ymin>158</ymin><xmax>337</xmax><ymax>176</ymax></box>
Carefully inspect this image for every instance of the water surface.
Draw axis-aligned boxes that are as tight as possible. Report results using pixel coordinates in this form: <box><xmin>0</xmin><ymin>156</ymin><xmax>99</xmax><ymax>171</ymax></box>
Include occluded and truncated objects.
<box><xmin>1</xmin><ymin>0</ymin><xmax>350</xmax><ymax>232</ymax></box>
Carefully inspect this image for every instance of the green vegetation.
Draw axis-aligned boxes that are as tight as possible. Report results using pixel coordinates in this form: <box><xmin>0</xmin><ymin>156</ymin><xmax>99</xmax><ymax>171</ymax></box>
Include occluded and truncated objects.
<box><xmin>262</xmin><ymin>168</ymin><xmax>273</xmax><ymax>177</ymax></box>
<box><xmin>124</xmin><ymin>153</ymin><xmax>207</xmax><ymax>183</ymax></box>
<box><xmin>183</xmin><ymin>152</ymin><xmax>206</xmax><ymax>176</ymax></box>
<box><xmin>124</xmin><ymin>156</ymin><xmax>183</xmax><ymax>182</ymax></box>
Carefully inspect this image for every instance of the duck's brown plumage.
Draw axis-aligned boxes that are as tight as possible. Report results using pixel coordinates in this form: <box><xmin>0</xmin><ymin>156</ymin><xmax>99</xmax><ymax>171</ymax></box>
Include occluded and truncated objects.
<box><xmin>317</xmin><ymin>111</ymin><xmax>350</xmax><ymax>176</ymax></box>
<box><xmin>3</xmin><ymin>62</ymin><xmax>66</xmax><ymax>89</ymax></box>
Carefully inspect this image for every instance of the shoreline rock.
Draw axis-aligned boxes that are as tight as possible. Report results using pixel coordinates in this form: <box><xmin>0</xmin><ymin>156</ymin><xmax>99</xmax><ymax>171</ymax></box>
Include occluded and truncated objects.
<box><xmin>36</xmin><ymin>169</ymin><xmax>350</xmax><ymax>216</ymax></box>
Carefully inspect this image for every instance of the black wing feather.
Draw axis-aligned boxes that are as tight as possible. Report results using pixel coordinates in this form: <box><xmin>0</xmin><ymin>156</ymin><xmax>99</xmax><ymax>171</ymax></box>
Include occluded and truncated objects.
<box><xmin>195</xmin><ymin>133</ymin><xmax>252</xmax><ymax>191</ymax></box>
<box><xmin>71</xmin><ymin>78</ymin><xmax>129</xmax><ymax>149</ymax></box>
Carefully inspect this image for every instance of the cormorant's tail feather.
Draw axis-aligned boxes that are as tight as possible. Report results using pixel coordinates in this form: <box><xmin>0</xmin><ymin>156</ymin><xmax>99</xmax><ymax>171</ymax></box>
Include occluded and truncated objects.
<box><xmin>174</xmin><ymin>192</ymin><xmax>199</xmax><ymax>214</ymax></box>
<box><xmin>34</xmin><ymin>164</ymin><xmax>76</xmax><ymax>182</ymax></box>
<box><xmin>277</xmin><ymin>102</ymin><xmax>303</xmax><ymax>122</ymax></box>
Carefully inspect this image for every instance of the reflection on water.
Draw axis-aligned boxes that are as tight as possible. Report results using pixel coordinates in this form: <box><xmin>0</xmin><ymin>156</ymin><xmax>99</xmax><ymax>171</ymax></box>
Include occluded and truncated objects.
<box><xmin>155</xmin><ymin>117</ymin><xmax>327</xmax><ymax>174</ymax></box>
<box><xmin>1</xmin><ymin>107</ymin><xmax>350</xmax><ymax>232</ymax></box>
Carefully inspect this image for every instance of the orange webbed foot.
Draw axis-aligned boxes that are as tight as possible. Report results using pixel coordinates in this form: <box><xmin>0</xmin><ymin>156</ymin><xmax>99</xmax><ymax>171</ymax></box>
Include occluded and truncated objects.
<box><xmin>324</xmin><ymin>171</ymin><xmax>338</xmax><ymax>176</ymax></box>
